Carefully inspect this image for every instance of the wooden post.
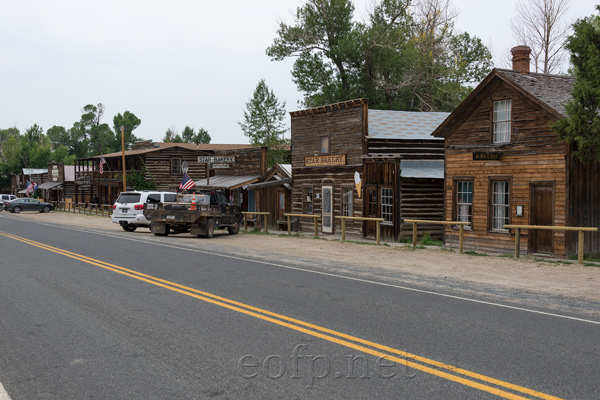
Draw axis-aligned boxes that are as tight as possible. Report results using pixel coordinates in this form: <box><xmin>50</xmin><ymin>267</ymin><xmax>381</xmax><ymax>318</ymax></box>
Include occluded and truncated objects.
<box><xmin>515</xmin><ymin>227</ymin><xmax>521</xmax><ymax>259</ymax></box>
<box><xmin>264</xmin><ymin>215</ymin><xmax>269</xmax><ymax>234</ymax></box>
<box><xmin>459</xmin><ymin>224</ymin><xmax>464</xmax><ymax>254</ymax></box>
<box><xmin>244</xmin><ymin>214</ymin><xmax>248</xmax><ymax>231</ymax></box>
<box><xmin>578</xmin><ymin>230</ymin><xmax>584</xmax><ymax>264</ymax></box>
<box><xmin>412</xmin><ymin>222</ymin><xmax>417</xmax><ymax>247</ymax></box>
<box><xmin>314</xmin><ymin>216</ymin><xmax>318</xmax><ymax>237</ymax></box>
<box><xmin>121</xmin><ymin>126</ymin><xmax>126</xmax><ymax>193</ymax></box>
<box><xmin>376</xmin><ymin>221</ymin><xmax>380</xmax><ymax>245</ymax></box>
<box><xmin>287</xmin><ymin>215</ymin><xmax>291</xmax><ymax>235</ymax></box>
<box><xmin>341</xmin><ymin>218</ymin><xmax>346</xmax><ymax>242</ymax></box>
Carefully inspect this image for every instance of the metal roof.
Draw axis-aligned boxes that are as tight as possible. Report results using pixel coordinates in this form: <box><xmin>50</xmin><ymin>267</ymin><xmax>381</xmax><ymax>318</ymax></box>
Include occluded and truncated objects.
<box><xmin>194</xmin><ymin>175</ymin><xmax>261</xmax><ymax>190</ymax></box>
<box><xmin>368</xmin><ymin>110</ymin><xmax>449</xmax><ymax>140</ymax></box>
<box><xmin>37</xmin><ymin>181</ymin><xmax>63</xmax><ymax>190</ymax></box>
<box><xmin>400</xmin><ymin>160</ymin><xmax>444</xmax><ymax>179</ymax></box>
<box><xmin>22</xmin><ymin>168</ymin><xmax>48</xmax><ymax>175</ymax></box>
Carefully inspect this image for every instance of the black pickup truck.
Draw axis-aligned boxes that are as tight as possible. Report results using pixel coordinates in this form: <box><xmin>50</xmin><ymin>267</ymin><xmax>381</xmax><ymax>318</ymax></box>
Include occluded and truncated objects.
<box><xmin>143</xmin><ymin>190</ymin><xmax>242</xmax><ymax>238</ymax></box>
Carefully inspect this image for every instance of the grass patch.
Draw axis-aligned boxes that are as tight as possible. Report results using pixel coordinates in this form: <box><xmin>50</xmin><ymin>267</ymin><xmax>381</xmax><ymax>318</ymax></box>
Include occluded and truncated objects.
<box><xmin>417</xmin><ymin>232</ymin><xmax>443</xmax><ymax>247</ymax></box>
<box><xmin>568</xmin><ymin>254</ymin><xmax>600</xmax><ymax>262</ymax></box>
<box><xmin>499</xmin><ymin>253</ymin><xmax>514</xmax><ymax>258</ymax></box>
<box><xmin>464</xmin><ymin>250</ymin><xmax>488</xmax><ymax>257</ymax></box>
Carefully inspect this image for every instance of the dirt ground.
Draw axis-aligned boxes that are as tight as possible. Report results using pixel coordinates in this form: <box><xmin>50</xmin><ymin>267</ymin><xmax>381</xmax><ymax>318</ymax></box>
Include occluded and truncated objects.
<box><xmin>5</xmin><ymin>210</ymin><xmax>600</xmax><ymax>304</ymax></box>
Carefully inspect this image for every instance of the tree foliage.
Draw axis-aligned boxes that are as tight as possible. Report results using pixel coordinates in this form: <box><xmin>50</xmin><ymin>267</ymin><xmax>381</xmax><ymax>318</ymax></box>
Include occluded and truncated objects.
<box><xmin>267</xmin><ymin>0</ymin><xmax>493</xmax><ymax>111</ymax></box>
<box><xmin>163</xmin><ymin>126</ymin><xmax>211</xmax><ymax>144</ymax></box>
<box><xmin>238</xmin><ymin>79</ymin><xmax>288</xmax><ymax>167</ymax></box>
<box><xmin>113</xmin><ymin>111</ymin><xmax>142</xmax><ymax>150</ymax></box>
<box><xmin>552</xmin><ymin>6</ymin><xmax>600</xmax><ymax>163</ymax></box>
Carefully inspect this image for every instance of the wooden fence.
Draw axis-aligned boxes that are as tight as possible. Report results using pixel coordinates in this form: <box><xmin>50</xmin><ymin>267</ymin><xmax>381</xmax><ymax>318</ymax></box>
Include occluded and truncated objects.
<box><xmin>403</xmin><ymin>219</ymin><xmax>471</xmax><ymax>253</ymax></box>
<box><xmin>335</xmin><ymin>216</ymin><xmax>385</xmax><ymax>245</ymax></box>
<box><xmin>504</xmin><ymin>224</ymin><xmax>599</xmax><ymax>264</ymax></box>
<box><xmin>54</xmin><ymin>201</ymin><xmax>112</xmax><ymax>217</ymax></box>
<box><xmin>282</xmin><ymin>213</ymin><xmax>320</xmax><ymax>237</ymax></box>
<box><xmin>242</xmin><ymin>212</ymin><xmax>270</xmax><ymax>233</ymax></box>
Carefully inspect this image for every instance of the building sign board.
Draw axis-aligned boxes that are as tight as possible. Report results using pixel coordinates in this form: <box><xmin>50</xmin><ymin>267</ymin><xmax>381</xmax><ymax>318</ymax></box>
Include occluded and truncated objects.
<box><xmin>473</xmin><ymin>152</ymin><xmax>501</xmax><ymax>161</ymax></box>
<box><xmin>198</xmin><ymin>156</ymin><xmax>236</xmax><ymax>163</ymax></box>
<box><xmin>305</xmin><ymin>154</ymin><xmax>346</xmax><ymax>166</ymax></box>
<box><xmin>211</xmin><ymin>164</ymin><xmax>230</xmax><ymax>169</ymax></box>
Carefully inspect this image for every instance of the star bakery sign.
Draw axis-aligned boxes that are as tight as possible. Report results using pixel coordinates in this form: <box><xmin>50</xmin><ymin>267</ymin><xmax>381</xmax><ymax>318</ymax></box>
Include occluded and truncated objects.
<box><xmin>305</xmin><ymin>154</ymin><xmax>346</xmax><ymax>166</ymax></box>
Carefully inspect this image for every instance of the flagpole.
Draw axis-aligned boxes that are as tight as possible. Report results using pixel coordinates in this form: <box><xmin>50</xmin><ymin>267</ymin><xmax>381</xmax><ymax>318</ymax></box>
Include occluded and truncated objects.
<box><xmin>121</xmin><ymin>125</ymin><xmax>126</xmax><ymax>192</ymax></box>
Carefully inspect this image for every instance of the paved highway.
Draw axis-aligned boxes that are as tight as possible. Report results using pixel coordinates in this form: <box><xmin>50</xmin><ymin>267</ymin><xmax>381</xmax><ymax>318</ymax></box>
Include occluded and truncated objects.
<box><xmin>0</xmin><ymin>215</ymin><xmax>598</xmax><ymax>399</ymax></box>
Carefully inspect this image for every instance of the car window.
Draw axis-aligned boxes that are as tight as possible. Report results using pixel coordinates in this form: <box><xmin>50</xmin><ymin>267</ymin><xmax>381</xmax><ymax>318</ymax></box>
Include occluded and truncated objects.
<box><xmin>116</xmin><ymin>193</ymin><xmax>141</xmax><ymax>203</ymax></box>
<box><xmin>147</xmin><ymin>193</ymin><xmax>161</xmax><ymax>203</ymax></box>
<box><xmin>163</xmin><ymin>194</ymin><xmax>177</xmax><ymax>202</ymax></box>
<box><xmin>218</xmin><ymin>192</ymin><xmax>228</xmax><ymax>205</ymax></box>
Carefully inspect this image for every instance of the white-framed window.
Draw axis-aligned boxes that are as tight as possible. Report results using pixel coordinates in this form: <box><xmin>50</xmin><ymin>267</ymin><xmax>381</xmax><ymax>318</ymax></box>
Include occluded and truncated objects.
<box><xmin>456</xmin><ymin>181</ymin><xmax>473</xmax><ymax>223</ymax></box>
<box><xmin>491</xmin><ymin>181</ymin><xmax>510</xmax><ymax>230</ymax></box>
<box><xmin>493</xmin><ymin>100</ymin><xmax>512</xmax><ymax>143</ymax></box>
<box><xmin>342</xmin><ymin>186</ymin><xmax>353</xmax><ymax>217</ymax></box>
<box><xmin>303</xmin><ymin>186</ymin><xmax>313</xmax><ymax>214</ymax></box>
<box><xmin>381</xmin><ymin>187</ymin><xmax>393</xmax><ymax>223</ymax></box>
<box><xmin>171</xmin><ymin>158</ymin><xmax>182</xmax><ymax>175</ymax></box>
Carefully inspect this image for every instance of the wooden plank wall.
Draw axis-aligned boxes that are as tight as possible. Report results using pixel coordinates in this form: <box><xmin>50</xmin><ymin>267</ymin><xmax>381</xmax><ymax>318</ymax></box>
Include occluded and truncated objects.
<box><xmin>399</xmin><ymin>178</ymin><xmax>444</xmax><ymax>239</ymax></box>
<box><xmin>145</xmin><ymin>150</ymin><xmax>209</xmax><ymax>192</ymax></box>
<box><xmin>444</xmin><ymin>82</ymin><xmax>569</xmax><ymax>256</ymax></box>
<box><xmin>255</xmin><ymin>185</ymin><xmax>292</xmax><ymax>230</ymax></box>
<box><xmin>214</xmin><ymin>147</ymin><xmax>267</xmax><ymax>177</ymax></box>
<box><xmin>291</xmin><ymin>100</ymin><xmax>366</xmax><ymax>236</ymax></box>
<box><xmin>368</xmin><ymin>139</ymin><xmax>444</xmax><ymax>160</ymax></box>
<box><xmin>568</xmin><ymin>158</ymin><xmax>600</xmax><ymax>255</ymax></box>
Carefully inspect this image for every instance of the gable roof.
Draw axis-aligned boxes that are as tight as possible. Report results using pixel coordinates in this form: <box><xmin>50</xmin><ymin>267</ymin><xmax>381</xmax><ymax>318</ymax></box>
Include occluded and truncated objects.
<box><xmin>433</xmin><ymin>68</ymin><xmax>575</xmax><ymax>138</ymax></box>
<box><xmin>368</xmin><ymin>110</ymin><xmax>449</xmax><ymax>140</ymax></box>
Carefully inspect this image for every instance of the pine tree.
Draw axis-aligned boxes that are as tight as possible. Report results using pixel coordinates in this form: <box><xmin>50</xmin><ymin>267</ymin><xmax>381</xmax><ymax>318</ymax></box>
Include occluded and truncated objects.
<box><xmin>239</xmin><ymin>80</ymin><xmax>288</xmax><ymax>167</ymax></box>
<box><xmin>553</xmin><ymin>6</ymin><xmax>600</xmax><ymax>163</ymax></box>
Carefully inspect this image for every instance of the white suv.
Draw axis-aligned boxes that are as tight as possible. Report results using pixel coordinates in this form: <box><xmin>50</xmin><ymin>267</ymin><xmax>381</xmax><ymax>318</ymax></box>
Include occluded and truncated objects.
<box><xmin>0</xmin><ymin>194</ymin><xmax>17</xmax><ymax>210</ymax></box>
<box><xmin>111</xmin><ymin>191</ymin><xmax>177</xmax><ymax>232</ymax></box>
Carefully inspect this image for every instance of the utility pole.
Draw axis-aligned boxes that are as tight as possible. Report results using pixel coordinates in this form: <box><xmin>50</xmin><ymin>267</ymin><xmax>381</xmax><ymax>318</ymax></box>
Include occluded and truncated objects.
<box><xmin>121</xmin><ymin>126</ymin><xmax>126</xmax><ymax>192</ymax></box>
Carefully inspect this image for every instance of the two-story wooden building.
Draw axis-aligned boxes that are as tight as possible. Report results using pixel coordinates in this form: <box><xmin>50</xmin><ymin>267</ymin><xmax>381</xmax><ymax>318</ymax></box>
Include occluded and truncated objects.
<box><xmin>433</xmin><ymin>45</ymin><xmax>600</xmax><ymax>258</ymax></box>
<box><xmin>290</xmin><ymin>99</ymin><xmax>448</xmax><ymax>241</ymax></box>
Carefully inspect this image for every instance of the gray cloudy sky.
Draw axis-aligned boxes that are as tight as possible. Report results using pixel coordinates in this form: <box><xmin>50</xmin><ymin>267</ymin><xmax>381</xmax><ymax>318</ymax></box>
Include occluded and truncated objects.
<box><xmin>0</xmin><ymin>0</ymin><xmax>594</xmax><ymax>144</ymax></box>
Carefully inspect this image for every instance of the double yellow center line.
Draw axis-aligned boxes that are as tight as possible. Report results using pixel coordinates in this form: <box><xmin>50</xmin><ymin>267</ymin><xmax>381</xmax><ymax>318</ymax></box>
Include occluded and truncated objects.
<box><xmin>0</xmin><ymin>231</ymin><xmax>562</xmax><ymax>400</ymax></box>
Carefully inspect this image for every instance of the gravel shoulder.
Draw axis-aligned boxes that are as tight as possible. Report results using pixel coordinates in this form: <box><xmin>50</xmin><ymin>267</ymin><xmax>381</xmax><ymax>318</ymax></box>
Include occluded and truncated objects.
<box><xmin>4</xmin><ymin>210</ymin><xmax>600</xmax><ymax>314</ymax></box>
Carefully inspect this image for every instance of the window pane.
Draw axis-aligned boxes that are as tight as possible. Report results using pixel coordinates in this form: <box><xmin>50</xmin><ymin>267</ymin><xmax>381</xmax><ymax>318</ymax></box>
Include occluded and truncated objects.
<box><xmin>381</xmin><ymin>188</ymin><xmax>393</xmax><ymax>223</ymax></box>
<box><xmin>492</xmin><ymin>181</ymin><xmax>510</xmax><ymax>230</ymax></box>
<box><xmin>456</xmin><ymin>181</ymin><xmax>473</xmax><ymax>223</ymax></box>
<box><xmin>320</xmin><ymin>136</ymin><xmax>329</xmax><ymax>154</ymax></box>
<box><xmin>303</xmin><ymin>187</ymin><xmax>313</xmax><ymax>214</ymax></box>
<box><xmin>342</xmin><ymin>187</ymin><xmax>352</xmax><ymax>217</ymax></box>
<box><xmin>493</xmin><ymin>100</ymin><xmax>512</xmax><ymax>143</ymax></box>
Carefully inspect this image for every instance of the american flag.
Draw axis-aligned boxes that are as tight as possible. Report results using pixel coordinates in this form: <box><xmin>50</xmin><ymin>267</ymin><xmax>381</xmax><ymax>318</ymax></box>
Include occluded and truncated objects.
<box><xmin>26</xmin><ymin>180</ymin><xmax>35</xmax><ymax>197</ymax></box>
<box><xmin>179</xmin><ymin>173</ymin><xmax>195</xmax><ymax>190</ymax></box>
<box><xmin>99</xmin><ymin>155</ymin><xmax>107</xmax><ymax>175</ymax></box>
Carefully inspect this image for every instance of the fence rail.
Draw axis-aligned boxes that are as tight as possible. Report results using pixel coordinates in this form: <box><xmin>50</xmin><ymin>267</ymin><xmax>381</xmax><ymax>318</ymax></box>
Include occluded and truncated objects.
<box><xmin>242</xmin><ymin>211</ymin><xmax>270</xmax><ymax>233</ymax></box>
<box><xmin>54</xmin><ymin>201</ymin><xmax>112</xmax><ymax>217</ymax></box>
<box><xmin>403</xmin><ymin>219</ymin><xmax>471</xmax><ymax>253</ymax></box>
<box><xmin>503</xmin><ymin>224</ymin><xmax>599</xmax><ymax>264</ymax></box>
<box><xmin>335</xmin><ymin>216</ymin><xmax>385</xmax><ymax>245</ymax></box>
<box><xmin>282</xmin><ymin>213</ymin><xmax>320</xmax><ymax>237</ymax></box>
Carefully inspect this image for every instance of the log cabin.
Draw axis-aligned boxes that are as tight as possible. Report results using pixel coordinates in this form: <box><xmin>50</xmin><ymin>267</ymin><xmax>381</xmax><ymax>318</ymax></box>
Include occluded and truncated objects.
<box><xmin>433</xmin><ymin>45</ymin><xmax>600</xmax><ymax>258</ymax></box>
<box><xmin>244</xmin><ymin>163</ymin><xmax>292</xmax><ymax>230</ymax></box>
<box><xmin>75</xmin><ymin>141</ymin><xmax>266</xmax><ymax>209</ymax></box>
<box><xmin>290</xmin><ymin>99</ymin><xmax>448</xmax><ymax>241</ymax></box>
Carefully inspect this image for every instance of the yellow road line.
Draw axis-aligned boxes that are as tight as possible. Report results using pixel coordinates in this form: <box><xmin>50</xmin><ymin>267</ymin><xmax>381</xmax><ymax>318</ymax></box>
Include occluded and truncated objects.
<box><xmin>0</xmin><ymin>231</ymin><xmax>563</xmax><ymax>400</ymax></box>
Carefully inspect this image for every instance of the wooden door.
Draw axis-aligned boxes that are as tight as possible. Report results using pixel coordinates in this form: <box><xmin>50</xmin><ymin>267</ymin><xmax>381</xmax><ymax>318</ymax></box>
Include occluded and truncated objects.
<box><xmin>322</xmin><ymin>185</ymin><xmax>333</xmax><ymax>233</ymax></box>
<box><xmin>530</xmin><ymin>185</ymin><xmax>553</xmax><ymax>254</ymax></box>
<box><xmin>277</xmin><ymin>190</ymin><xmax>285</xmax><ymax>221</ymax></box>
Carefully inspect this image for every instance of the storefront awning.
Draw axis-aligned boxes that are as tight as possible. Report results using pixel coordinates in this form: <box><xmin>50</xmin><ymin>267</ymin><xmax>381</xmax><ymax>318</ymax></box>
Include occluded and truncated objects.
<box><xmin>194</xmin><ymin>175</ymin><xmax>261</xmax><ymax>190</ymax></box>
<box><xmin>37</xmin><ymin>181</ymin><xmax>63</xmax><ymax>190</ymax></box>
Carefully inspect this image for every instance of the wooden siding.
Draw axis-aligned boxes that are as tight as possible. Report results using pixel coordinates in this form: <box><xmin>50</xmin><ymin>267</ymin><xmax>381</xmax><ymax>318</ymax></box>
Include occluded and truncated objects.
<box><xmin>368</xmin><ymin>139</ymin><xmax>444</xmax><ymax>160</ymax></box>
<box><xmin>568</xmin><ymin>158</ymin><xmax>600</xmax><ymax>255</ymax></box>
<box><xmin>291</xmin><ymin>100</ymin><xmax>366</xmax><ymax>237</ymax></box>
<box><xmin>399</xmin><ymin>178</ymin><xmax>444</xmax><ymax>238</ymax></box>
<box><xmin>443</xmin><ymin>82</ymin><xmax>570</xmax><ymax>256</ymax></box>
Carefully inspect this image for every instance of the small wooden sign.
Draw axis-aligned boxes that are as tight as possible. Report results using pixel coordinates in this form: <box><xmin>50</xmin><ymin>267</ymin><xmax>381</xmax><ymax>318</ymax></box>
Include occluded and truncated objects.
<box><xmin>211</xmin><ymin>163</ymin><xmax>230</xmax><ymax>169</ymax></box>
<box><xmin>305</xmin><ymin>154</ymin><xmax>346</xmax><ymax>166</ymax></box>
<box><xmin>473</xmin><ymin>152</ymin><xmax>500</xmax><ymax>161</ymax></box>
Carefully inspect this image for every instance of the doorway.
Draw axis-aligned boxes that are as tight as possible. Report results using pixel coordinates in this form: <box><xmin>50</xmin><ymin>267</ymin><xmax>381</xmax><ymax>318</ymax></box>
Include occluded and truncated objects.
<box><xmin>530</xmin><ymin>184</ymin><xmax>554</xmax><ymax>254</ymax></box>
<box><xmin>322</xmin><ymin>185</ymin><xmax>333</xmax><ymax>233</ymax></box>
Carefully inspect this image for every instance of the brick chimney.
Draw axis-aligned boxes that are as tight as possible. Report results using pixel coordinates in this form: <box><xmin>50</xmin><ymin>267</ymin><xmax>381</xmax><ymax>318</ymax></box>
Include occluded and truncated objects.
<box><xmin>511</xmin><ymin>45</ymin><xmax>531</xmax><ymax>74</ymax></box>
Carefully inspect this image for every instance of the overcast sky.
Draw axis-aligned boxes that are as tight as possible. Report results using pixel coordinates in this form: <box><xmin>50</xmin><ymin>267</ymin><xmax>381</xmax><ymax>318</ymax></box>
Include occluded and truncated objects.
<box><xmin>0</xmin><ymin>0</ymin><xmax>595</xmax><ymax>145</ymax></box>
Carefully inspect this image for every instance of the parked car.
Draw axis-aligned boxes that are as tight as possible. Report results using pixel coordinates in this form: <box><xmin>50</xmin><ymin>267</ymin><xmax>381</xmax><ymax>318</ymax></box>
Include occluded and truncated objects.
<box><xmin>111</xmin><ymin>191</ymin><xmax>177</xmax><ymax>232</ymax></box>
<box><xmin>0</xmin><ymin>194</ymin><xmax>17</xmax><ymax>209</ymax></box>
<box><xmin>4</xmin><ymin>198</ymin><xmax>54</xmax><ymax>213</ymax></box>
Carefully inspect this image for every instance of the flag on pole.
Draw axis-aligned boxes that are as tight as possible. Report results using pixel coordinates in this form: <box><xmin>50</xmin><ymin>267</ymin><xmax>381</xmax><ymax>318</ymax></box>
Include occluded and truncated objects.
<box><xmin>26</xmin><ymin>180</ymin><xmax>34</xmax><ymax>197</ymax></box>
<box><xmin>99</xmin><ymin>154</ymin><xmax>107</xmax><ymax>174</ymax></box>
<box><xmin>179</xmin><ymin>173</ymin><xmax>195</xmax><ymax>191</ymax></box>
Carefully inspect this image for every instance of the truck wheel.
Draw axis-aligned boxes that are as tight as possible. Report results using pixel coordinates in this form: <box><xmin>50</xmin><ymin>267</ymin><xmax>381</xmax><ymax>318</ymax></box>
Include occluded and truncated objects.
<box><xmin>122</xmin><ymin>224</ymin><xmax>137</xmax><ymax>232</ymax></box>
<box><xmin>205</xmin><ymin>219</ymin><xmax>214</xmax><ymax>238</ymax></box>
<box><xmin>227</xmin><ymin>218</ymin><xmax>240</xmax><ymax>235</ymax></box>
<box><xmin>153</xmin><ymin>224</ymin><xmax>170</xmax><ymax>236</ymax></box>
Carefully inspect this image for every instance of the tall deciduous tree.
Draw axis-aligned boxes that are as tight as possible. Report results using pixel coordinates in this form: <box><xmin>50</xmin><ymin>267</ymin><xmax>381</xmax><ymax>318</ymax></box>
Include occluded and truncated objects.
<box><xmin>552</xmin><ymin>6</ymin><xmax>600</xmax><ymax>163</ymax></box>
<box><xmin>81</xmin><ymin>103</ymin><xmax>115</xmax><ymax>156</ymax></box>
<box><xmin>182</xmin><ymin>126</ymin><xmax>211</xmax><ymax>144</ymax></box>
<box><xmin>113</xmin><ymin>111</ymin><xmax>142</xmax><ymax>151</ymax></box>
<box><xmin>511</xmin><ymin>0</ymin><xmax>571</xmax><ymax>74</ymax></box>
<box><xmin>239</xmin><ymin>80</ymin><xmax>288</xmax><ymax>167</ymax></box>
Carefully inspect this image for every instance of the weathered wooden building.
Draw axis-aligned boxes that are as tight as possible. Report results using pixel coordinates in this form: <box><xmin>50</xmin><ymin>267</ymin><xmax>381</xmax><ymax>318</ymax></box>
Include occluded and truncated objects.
<box><xmin>290</xmin><ymin>99</ymin><xmax>447</xmax><ymax>241</ymax></box>
<box><xmin>433</xmin><ymin>45</ymin><xmax>600</xmax><ymax>257</ymax></box>
<box><xmin>244</xmin><ymin>164</ymin><xmax>292</xmax><ymax>230</ymax></box>
<box><xmin>75</xmin><ymin>141</ymin><xmax>264</xmax><ymax>207</ymax></box>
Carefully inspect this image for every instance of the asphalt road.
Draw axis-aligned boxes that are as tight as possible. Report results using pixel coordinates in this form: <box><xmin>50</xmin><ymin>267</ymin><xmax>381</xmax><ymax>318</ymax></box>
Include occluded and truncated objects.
<box><xmin>0</xmin><ymin>214</ymin><xmax>598</xmax><ymax>399</ymax></box>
